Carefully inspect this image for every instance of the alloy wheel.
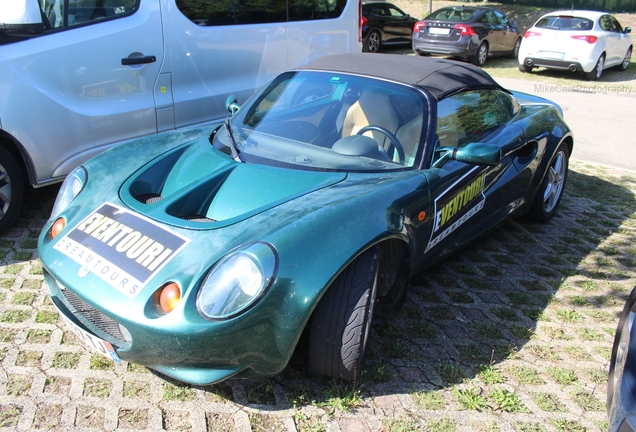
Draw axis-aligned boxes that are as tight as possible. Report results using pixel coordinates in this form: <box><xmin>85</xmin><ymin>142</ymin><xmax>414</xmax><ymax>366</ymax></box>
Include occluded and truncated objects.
<box><xmin>542</xmin><ymin>150</ymin><xmax>566</xmax><ymax>213</ymax></box>
<box><xmin>0</xmin><ymin>162</ymin><xmax>12</xmax><ymax>220</ymax></box>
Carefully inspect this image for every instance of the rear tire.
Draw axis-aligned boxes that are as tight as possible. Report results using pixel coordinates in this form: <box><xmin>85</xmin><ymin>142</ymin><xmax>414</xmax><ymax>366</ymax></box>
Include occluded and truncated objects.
<box><xmin>518</xmin><ymin>63</ymin><xmax>532</xmax><ymax>73</ymax></box>
<box><xmin>309</xmin><ymin>246</ymin><xmax>380</xmax><ymax>381</ymax></box>
<box><xmin>471</xmin><ymin>42</ymin><xmax>488</xmax><ymax>67</ymax></box>
<box><xmin>510</xmin><ymin>37</ymin><xmax>521</xmax><ymax>59</ymax></box>
<box><xmin>530</xmin><ymin>142</ymin><xmax>569</xmax><ymax>223</ymax></box>
<box><xmin>0</xmin><ymin>147</ymin><xmax>24</xmax><ymax>235</ymax></box>
<box><xmin>363</xmin><ymin>30</ymin><xmax>381</xmax><ymax>53</ymax></box>
<box><xmin>585</xmin><ymin>54</ymin><xmax>604</xmax><ymax>81</ymax></box>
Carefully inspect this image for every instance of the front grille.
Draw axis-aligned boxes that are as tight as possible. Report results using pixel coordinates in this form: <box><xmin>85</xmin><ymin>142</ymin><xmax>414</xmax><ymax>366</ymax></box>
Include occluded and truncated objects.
<box><xmin>61</xmin><ymin>289</ymin><xmax>130</xmax><ymax>342</ymax></box>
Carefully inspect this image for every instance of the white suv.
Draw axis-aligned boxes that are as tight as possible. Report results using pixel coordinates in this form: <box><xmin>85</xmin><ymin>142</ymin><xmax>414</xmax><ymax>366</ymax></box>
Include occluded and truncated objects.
<box><xmin>518</xmin><ymin>10</ymin><xmax>632</xmax><ymax>80</ymax></box>
<box><xmin>0</xmin><ymin>0</ymin><xmax>361</xmax><ymax>233</ymax></box>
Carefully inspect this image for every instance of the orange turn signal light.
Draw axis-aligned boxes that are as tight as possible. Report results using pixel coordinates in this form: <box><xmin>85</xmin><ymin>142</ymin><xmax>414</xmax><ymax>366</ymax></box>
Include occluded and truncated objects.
<box><xmin>50</xmin><ymin>218</ymin><xmax>66</xmax><ymax>239</ymax></box>
<box><xmin>158</xmin><ymin>282</ymin><xmax>181</xmax><ymax>314</ymax></box>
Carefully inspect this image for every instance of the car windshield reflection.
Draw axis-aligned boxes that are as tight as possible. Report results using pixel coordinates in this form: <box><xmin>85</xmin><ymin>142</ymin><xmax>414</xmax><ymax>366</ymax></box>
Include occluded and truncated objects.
<box><xmin>213</xmin><ymin>71</ymin><xmax>427</xmax><ymax>172</ymax></box>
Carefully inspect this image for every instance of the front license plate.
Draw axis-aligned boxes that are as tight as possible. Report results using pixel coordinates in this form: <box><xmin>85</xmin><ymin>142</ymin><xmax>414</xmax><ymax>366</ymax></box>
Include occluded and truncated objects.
<box><xmin>428</xmin><ymin>27</ymin><xmax>451</xmax><ymax>35</ymax></box>
<box><xmin>539</xmin><ymin>51</ymin><xmax>564</xmax><ymax>60</ymax></box>
<box><xmin>60</xmin><ymin>313</ymin><xmax>121</xmax><ymax>363</ymax></box>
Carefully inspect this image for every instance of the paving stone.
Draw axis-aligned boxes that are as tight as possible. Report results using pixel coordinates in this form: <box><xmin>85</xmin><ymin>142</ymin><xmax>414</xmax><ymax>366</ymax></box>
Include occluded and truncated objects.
<box><xmin>0</xmin><ymin>159</ymin><xmax>628</xmax><ymax>431</ymax></box>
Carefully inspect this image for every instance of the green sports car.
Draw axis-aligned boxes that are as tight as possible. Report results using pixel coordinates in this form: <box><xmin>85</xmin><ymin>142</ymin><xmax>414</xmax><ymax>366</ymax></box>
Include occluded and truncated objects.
<box><xmin>38</xmin><ymin>54</ymin><xmax>572</xmax><ymax>385</ymax></box>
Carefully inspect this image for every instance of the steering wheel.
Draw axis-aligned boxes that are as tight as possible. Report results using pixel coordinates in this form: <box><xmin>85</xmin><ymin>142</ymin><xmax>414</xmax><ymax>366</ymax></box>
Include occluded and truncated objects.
<box><xmin>356</xmin><ymin>125</ymin><xmax>405</xmax><ymax>164</ymax></box>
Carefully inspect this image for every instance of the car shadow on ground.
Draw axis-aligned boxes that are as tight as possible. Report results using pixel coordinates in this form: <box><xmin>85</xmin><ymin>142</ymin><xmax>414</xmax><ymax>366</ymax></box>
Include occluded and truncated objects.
<box><xmin>186</xmin><ymin>163</ymin><xmax>636</xmax><ymax>425</ymax></box>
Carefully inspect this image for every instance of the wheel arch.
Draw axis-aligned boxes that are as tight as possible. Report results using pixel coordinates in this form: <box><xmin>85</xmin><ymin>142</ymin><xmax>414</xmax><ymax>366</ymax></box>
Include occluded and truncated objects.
<box><xmin>306</xmin><ymin>235</ymin><xmax>412</xmax><ymax>326</ymax></box>
<box><xmin>0</xmin><ymin>130</ymin><xmax>36</xmax><ymax>187</ymax></box>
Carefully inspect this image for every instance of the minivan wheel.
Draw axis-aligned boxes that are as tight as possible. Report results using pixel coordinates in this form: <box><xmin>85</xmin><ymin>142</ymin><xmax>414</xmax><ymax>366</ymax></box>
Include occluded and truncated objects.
<box><xmin>0</xmin><ymin>147</ymin><xmax>24</xmax><ymax>235</ymax></box>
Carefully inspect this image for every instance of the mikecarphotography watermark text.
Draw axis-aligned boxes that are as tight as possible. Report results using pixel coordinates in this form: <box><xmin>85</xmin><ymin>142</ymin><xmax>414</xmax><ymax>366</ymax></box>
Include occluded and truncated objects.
<box><xmin>534</xmin><ymin>83</ymin><xmax>633</xmax><ymax>95</ymax></box>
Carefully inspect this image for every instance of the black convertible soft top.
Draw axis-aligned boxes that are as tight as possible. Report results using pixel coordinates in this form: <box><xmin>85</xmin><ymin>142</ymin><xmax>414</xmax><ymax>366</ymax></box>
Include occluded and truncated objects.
<box><xmin>299</xmin><ymin>53</ymin><xmax>508</xmax><ymax>101</ymax></box>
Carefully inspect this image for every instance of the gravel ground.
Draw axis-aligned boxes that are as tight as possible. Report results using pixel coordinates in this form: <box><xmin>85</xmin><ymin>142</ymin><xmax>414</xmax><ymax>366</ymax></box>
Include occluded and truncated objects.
<box><xmin>0</xmin><ymin>158</ymin><xmax>634</xmax><ymax>431</ymax></box>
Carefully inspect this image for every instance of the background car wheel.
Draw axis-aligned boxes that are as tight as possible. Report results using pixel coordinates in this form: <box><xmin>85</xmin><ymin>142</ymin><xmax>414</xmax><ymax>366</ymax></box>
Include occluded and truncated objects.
<box><xmin>510</xmin><ymin>38</ymin><xmax>521</xmax><ymax>58</ymax></box>
<box><xmin>518</xmin><ymin>63</ymin><xmax>532</xmax><ymax>73</ymax></box>
<box><xmin>607</xmin><ymin>285</ymin><xmax>636</xmax><ymax>414</ymax></box>
<box><xmin>616</xmin><ymin>47</ymin><xmax>632</xmax><ymax>71</ymax></box>
<box><xmin>471</xmin><ymin>43</ymin><xmax>488</xmax><ymax>67</ymax></box>
<box><xmin>309</xmin><ymin>245</ymin><xmax>380</xmax><ymax>381</ymax></box>
<box><xmin>585</xmin><ymin>54</ymin><xmax>604</xmax><ymax>81</ymax></box>
<box><xmin>0</xmin><ymin>147</ymin><xmax>24</xmax><ymax>235</ymax></box>
<box><xmin>363</xmin><ymin>30</ymin><xmax>381</xmax><ymax>53</ymax></box>
<box><xmin>530</xmin><ymin>142</ymin><xmax>569</xmax><ymax>222</ymax></box>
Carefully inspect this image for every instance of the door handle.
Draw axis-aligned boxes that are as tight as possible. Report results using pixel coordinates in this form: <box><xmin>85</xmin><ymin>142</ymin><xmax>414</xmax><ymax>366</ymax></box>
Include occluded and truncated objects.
<box><xmin>121</xmin><ymin>55</ymin><xmax>156</xmax><ymax>66</ymax></box>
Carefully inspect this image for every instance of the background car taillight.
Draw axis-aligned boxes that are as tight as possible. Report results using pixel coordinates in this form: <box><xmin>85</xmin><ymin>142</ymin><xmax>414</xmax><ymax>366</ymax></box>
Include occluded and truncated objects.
<box><xmin>454</xmin><ymin>24</ymin><xmax>476</xmax><ymax>36</ymax></box>
<box><xmin>359</xmin><ymin>0</ymin><xmax>365</xmax><ymax>42</ymax></box>
<box><xmin>523</xmin><ymin>30</ymin><xmax>542</xmax><ymax>38</ymax></box>
<box><xmin>414</xmin><ymin>21</ymin><xmax>426</xmax><ymax>33</ymax></box>
<box><xmin>571</xmin><ymin>35</ymin><xmax>598</xmax><ymax>44</ymax></box>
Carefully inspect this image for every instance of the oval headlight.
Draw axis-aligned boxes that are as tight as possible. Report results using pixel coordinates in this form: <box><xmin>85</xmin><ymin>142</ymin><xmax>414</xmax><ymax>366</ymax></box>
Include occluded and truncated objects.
<box><xmin>196</xmin><ymin>242</ymin><xmax>277</xmax><ymax>320</ymax></box>
<box><xmin>50</xmin><ymin>166</ymin><xmax>87</xmax><ymax>220</ymax></box>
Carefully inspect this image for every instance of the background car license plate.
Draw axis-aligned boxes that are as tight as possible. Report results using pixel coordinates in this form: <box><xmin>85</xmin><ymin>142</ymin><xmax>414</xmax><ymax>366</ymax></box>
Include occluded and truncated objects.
<box><xmin>428</xmin><ymin>27</ymin><xmax>451</xmax><ymax>35</ymax></box>
<box><xmin>60</xmin><ymin>313</ymin><xmax>121</xmax><ymax>363</ymax></box>
<box><xmin>539</xmin><ymin>51</ymin><xmax>565</xmax><ymax>60</ymax></box>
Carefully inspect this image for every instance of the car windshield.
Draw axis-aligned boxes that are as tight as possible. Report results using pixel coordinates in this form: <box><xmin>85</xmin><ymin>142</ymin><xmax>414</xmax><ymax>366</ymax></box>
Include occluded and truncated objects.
<box><xmin>535</xmin><ymin>15</ymin><xmax>594</xmax><ymax>30</ymax></box>
<box><xmin>213</xmin><ymin>71</ymin><xmax>428</xmax><ymax>172</ymax></box>
<box><xmin>426</xmin><ymin>7</ymin><xmax>476</xmax><ymax>21</ymax></box>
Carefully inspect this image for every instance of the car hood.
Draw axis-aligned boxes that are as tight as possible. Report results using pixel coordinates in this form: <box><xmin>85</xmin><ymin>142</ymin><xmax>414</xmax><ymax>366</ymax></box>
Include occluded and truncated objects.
<box><xmin>119</xmin><ymin>139</ymin><xmax>347</xmax><ymax>228</ymax></box>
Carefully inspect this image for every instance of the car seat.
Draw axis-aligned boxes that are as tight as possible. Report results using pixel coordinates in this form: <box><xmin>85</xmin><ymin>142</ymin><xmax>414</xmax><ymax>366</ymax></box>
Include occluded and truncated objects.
<box><xmin>341</xmin><ymin>87</ymin><xmax>398</xmax><ymax>147</ymax></box>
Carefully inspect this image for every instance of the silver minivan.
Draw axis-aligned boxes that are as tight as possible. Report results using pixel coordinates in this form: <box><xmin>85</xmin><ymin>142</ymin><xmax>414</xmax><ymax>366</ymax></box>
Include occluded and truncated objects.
<box><xmin>0</xmin><ymin>0</ymin><xmax>362</xmax><ymax>233</ymax></box>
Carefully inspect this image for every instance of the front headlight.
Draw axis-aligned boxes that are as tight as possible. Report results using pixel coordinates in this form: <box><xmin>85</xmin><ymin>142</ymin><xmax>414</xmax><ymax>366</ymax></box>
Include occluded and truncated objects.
<box><xmin>50</xmin><ymin>166</ymin><xmax>87</xmax><ymax>220</ymax></box>
<box><xmin>196</xmin><ymin>242</ymin><xmax>277</xmax><ymax>320</ymax></box>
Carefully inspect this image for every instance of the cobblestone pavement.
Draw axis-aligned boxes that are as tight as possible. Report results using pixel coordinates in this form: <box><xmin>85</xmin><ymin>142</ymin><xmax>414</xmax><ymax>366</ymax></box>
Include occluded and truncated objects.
<box><xmin>1</xmin><ymin>160</ymin><xmax>634</xmax><ymax>431</ymax></box>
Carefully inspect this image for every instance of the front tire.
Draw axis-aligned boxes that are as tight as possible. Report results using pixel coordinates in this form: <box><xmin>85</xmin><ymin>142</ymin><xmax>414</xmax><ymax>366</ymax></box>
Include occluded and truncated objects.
<box><xmin>309</xmin><ymin>246</ymin><xmax>380</xmax><ymax>381</ymax></box>
<box><xmin>617</xmin><ymin>46</ymin><xmax>632</xmax><ymax>71</ymax></box>
<box><xmin>585</xmin><ymin>54</ymin><xmax>604</xmax><ymax>81</ymax></box>
<box><xmin>472</xmin><ymin>42</ymin><xmax>488</xmax><ymax>67</ymax></box>
<box><xmin>363</xmin><ymin>30</ymin><xmax>381</xmax><ymax>53</ymax></box>
<box><xmin>0</xmin><ymin>147</ymin><xmax>24</xmax><ymax>235</ymax></box>
<box><xmin>529</xmin><ymin>142</ymin><xmax>569</xmax><ymax>222</ymax></box>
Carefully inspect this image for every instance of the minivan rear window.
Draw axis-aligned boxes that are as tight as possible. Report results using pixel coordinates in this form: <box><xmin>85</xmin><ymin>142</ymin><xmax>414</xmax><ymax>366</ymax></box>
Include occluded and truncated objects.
<box><xmin>535</xmin><ymin>16</ymin><xmax>593</xmax><ymax>30</ymax></box>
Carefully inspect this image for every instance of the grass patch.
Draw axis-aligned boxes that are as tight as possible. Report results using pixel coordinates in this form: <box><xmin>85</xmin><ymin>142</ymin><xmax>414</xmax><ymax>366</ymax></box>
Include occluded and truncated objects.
<box><xmin>411</xmin><ymin>388</ymin><xmax>446</xmax><ymax>410</ymax></box>
<box><xmin>453</xmin><ymin>386</ymin><xmax>488</xmax><ymax>411</ymax></box>
<box><xmin>531</xmin><ymin>392</ymin><xmax>567</xmax><ymax>412</ymax></box>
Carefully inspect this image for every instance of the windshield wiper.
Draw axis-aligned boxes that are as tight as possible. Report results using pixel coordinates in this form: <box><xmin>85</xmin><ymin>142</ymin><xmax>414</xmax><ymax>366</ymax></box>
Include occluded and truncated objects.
<box><xmin>224</xmin><ymin>118</ymin><xmax>242</xmax><ymax>162</ymax></box>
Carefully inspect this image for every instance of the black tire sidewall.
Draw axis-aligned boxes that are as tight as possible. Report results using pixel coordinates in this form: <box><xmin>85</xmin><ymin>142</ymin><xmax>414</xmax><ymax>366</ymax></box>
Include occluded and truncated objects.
<box><xmin>308</xmin><ymin>246</ymin><xmax>380</xmax><ymax>381</ymax></box>
<box><xmin>530</xmin><ymin>142</ymin><xmax>569</xmax><ymax>222</ymax></box>
<box><xmin>607</xmin><ymin>285</ymin><xmax>636</xmax><ymax>412</ymax></box>
<box><xmin>472</xmin><ymin>43</ymin><xmax>488</xmax><ymax>67</ymax></box>
<box><xmin>0</xmin><ymin>147</ymin><xmax>24</xmax><ymax>234</ymax></box>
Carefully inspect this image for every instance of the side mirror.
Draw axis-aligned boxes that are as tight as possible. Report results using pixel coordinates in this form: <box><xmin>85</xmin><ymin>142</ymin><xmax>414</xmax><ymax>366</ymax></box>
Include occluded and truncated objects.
<box><xmin>453</xmin><ymin>143</ymin><xmax>501</xmax><ymax>166</ymax></box>
<box><xmin>625</xmin><ymin>27</ymin><xmax>631</xmax><ymax>34</ymax></box>
<box><xmin>225</xmin><ymin>95</ymin><xmax>241</xmax><ymax>115</ymax></box>
<box><xmin>0</xmin><ymin>0</ymin><xmax>45</xmax><ymax>36</ymax></box>
<box><xmin>433</xmin><ymin>143</ymin><xmax>501</xmax><ymax>168</ymax></box>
